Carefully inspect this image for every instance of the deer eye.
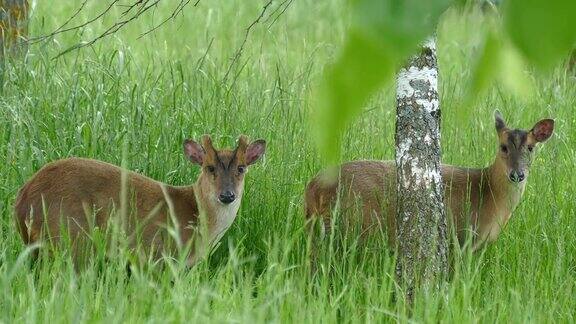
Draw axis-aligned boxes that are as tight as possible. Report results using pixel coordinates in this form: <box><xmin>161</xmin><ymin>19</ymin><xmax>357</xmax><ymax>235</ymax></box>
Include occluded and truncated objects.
<box><xmin>500</xmin><ymin>145</ymin><xmax>508</xmax><ymax>154</ymax></box>
<box><xmin>238</xmin><ymin>166</ymin><xmax>246</xmax><ymax>174</ymax></box>
<box><xmin>206</xmin><ymin>166</ymin><xmax>215</xmax><ymax>173</ymax></box>
<box><xmin>528</xmin><ymin>145</ymin><xmax>534</xmax><ymax>152</ymax></box>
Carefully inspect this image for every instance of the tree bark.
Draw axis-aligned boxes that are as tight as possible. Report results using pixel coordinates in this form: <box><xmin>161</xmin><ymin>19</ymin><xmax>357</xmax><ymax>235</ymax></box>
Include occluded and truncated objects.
<box><xmin>0</xmin><ymin>0</ymin><xmax>28</xmax><ymax>53</ymax></box>
<box><xmin>394</xmin><ymin>38</ymin><xmax>448</xmax><ymax>303</ymax></box>
<box><xmin>0</xmin><ymin>0</ymin><xmax>28</xmax><ymax>69</ymax></box>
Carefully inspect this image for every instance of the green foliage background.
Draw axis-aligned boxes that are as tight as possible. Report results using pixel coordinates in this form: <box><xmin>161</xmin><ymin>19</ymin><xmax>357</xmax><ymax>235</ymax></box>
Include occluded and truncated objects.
<box><xmin>0</xmin><ymin>1</ymin><xmax>574</xmax><ymax>322</ymax></box>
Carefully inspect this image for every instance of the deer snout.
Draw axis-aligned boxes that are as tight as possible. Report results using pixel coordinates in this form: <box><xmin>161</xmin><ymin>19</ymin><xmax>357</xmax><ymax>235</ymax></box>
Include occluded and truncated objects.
<box><xmin>218</xmin><ymin>191</ymin><xmax>236</xmax><ymax>204</ymax></box>
<box><xmin>509</xmin><ymin>170</ymin><xmax>525</xmax><ymax>183</ymax></box>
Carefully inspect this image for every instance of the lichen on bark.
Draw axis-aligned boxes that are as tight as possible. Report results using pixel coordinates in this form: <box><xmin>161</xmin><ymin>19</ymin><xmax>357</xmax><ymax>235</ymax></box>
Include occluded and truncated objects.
<box><xmin>0</xmin><ymin>0</ymin><xmax>29</xmax><ymax>56</ymax></box>
<box><xmin>394</xmin><ymin>38</ymin><xmax>448</xmax><ymax>303</ymax></box>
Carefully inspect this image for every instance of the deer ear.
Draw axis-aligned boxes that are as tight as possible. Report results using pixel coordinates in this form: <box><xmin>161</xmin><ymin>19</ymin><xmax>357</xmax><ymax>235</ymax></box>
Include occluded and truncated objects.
<box><xmin>494</xmin><ymin>110</ymin><xmax>506</xmax><ymax>133</ymax></box>
<box><xmin>531</xmin><ymin>119</ymin><xmax>554</xmax><ymax>142</ymax></box>
<box><xmin>183</xmin><ymin>139</ymin><xmax>205</xmax><ymax>165</ymax></box>
<box><xmin>246</xmin><ymin>139</ymin><xmax>266</xmax><ymax>165</ymax></box>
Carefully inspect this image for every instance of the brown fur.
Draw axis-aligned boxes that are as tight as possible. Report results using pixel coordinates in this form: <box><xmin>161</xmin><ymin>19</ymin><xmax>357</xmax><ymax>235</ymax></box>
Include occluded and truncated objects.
<box><xmin>14</xmin><ymin>135</ymin><xmax>266</xmax><ymax>266</ymax></box>
<box><xmin>305</xmin><ymin>113</ymin><xmax>554</xmax><ymax>252</ymax></box>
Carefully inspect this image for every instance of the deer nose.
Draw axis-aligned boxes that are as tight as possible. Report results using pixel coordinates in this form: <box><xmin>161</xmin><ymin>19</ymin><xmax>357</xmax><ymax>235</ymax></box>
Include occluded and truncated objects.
<box><xmin>509</xmin><ymin>171</ymin><xmax>525</xmax><ymax>183</ymax></box>
<box><xmin>219</xmin><ymin>191</ymin><xmax>236</xmax><ymax>204</ymax></box>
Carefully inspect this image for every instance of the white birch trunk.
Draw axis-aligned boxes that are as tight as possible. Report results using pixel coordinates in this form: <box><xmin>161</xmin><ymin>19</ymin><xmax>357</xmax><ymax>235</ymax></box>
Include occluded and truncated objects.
<box><xmin>394</xmin><ymin>38</ymin><xmax>448</xmax><ymax>302</ymax></box>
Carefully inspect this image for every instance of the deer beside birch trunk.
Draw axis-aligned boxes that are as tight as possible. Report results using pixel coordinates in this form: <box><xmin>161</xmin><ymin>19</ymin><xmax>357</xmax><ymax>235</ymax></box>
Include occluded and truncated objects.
<box><xmin>305</xmin><ymin>112</ymin><xmax>554</xmax><ymax>255</ymax></box>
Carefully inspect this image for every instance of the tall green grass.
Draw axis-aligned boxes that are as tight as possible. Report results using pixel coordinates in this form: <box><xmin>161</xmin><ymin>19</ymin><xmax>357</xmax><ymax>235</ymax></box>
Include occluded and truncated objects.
<box><xmin>1</xmin><ymin>1</ymin><xmax>574</xmax><ymax>322</ymax></box>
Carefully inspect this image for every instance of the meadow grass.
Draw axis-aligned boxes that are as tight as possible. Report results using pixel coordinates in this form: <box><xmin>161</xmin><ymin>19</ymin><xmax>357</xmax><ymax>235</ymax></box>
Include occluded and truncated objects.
<box><xmin>0</xmin><ymin>1</ymin><xmax>575</xmax><ymax>322</ymax></box>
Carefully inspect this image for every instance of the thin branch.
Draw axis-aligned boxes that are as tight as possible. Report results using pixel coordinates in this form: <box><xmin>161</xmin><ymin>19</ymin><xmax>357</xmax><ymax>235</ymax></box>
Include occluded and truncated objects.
<box><xmin>29</xmin><ymin>0</ymin><xmax>204</xmax><ymax>58</ymax></box>
<box><xmin>28</xmin><ymin>0</ymin><xmax>289</xmax><ymax>62</ymax></box>
<box><xmin>54</xmin><ymin>0</ymin><xmax>160</xmax><ymax>59</ymax></box>
<box><xmin>28</xmin><ymin>0</ymin><xmax>122</xmax><ymax>43</ymax></box>
<box><xmin>137</xmin><ymin>0</ymin><xmax>194</xmax><ymax>39</ymax></box>
<box><xmin>262</xmin><ymin>0</ymin><xmax>289</xmax><ymax>25</ymax></box>
<box><xmin>222</xmin><ymin>0</ymin><xmax>274</xmax><ymax>83</ymax></box>
<box><xmin>266</xmin><ymin>0</ymin><xmax>294</xmax><ymax>30</ymax></box>
<box><xmin>118</xmin><ymin>0</ymin><xmax>145</xmax><ymax>17</ymax></box>
<box><xmin>50</xmin><ymin>0</ymin><xmax>89</xmax><ymax>35</ymax></box>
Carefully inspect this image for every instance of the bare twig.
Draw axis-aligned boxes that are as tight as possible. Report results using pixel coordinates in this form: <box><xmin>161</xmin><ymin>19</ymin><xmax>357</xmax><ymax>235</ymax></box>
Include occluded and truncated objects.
<box><xmin>49</xmin><ymin>0</ymin><xmax>90</xmax><ymax>36</ymax></box>
<box><xmin>54</xmin><ymin>0</ymin><xmax>161</xmax><ymax>59</ymax></box>
<box><xmin>222</xmin><ymin>0</ymin><xmax>273</xmax><ymax>82</ymax></box>
<box><xmin>262</xmin><ymin>0</ymin><xmax>288</xmax><ymax>24</ymax></box>
<box><xmin>28</xmin><ymin>0</ymin><xmax>292</xmax><ymax>62</ymax></box>
<box><xmin>266</xmin><ymin>0</ymin><xmax>294</xmax><ymax>29</ymax></box>
<box><xmin>137</xmin><ymin>0</ymin><xmax>194</xmax><ymax>39</ymax></box>
<box><xmin>28</xmin><ymin>0</ymin><xmax>122</xmax><ymax>43</ymax></box>
<box><xmin>118</xmin><ymin>0</ymin><xmax>145</xmax><ymax>17</ymax></box>
<box><xmin>29</xmin><ymin>0</ymin><xmax>204</xmax><ymax>57</ymax></box>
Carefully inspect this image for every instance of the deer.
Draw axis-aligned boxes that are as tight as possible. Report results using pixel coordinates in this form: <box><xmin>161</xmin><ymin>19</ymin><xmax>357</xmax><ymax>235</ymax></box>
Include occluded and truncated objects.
<box><xmin>14</xmin><ymin>135</ymin><xmax>266</xmax><ymax>267</ymax></box>
<box><xmin>305</xmin><ymin>111</ymin><xmax>554</xmax><ymax>258</ymax></box>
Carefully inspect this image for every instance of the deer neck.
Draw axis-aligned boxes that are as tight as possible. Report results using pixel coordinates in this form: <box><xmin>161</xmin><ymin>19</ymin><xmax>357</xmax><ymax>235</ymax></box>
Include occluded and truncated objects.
<box><xmin>192</xmin><ymin>175</ymin><xmax>243</xmax><ymax>244</ymax></box>
<box><xmin>485</xmin><ymin>158</ymin><xmax>526</xmax><ymax>222</ymax></box>
<box><xmin>469</xmin><ymin>159</ymin><xmax>527</xmax><ymax>250</ymax></box>
<box><xmin>480</xmin><ymin>158</ymin><xmax>526</xmax><ymax>234</ymax></box>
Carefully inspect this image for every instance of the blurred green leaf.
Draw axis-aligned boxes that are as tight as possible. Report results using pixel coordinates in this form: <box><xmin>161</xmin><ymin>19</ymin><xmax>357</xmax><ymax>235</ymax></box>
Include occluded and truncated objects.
<box><xmin>469</xmin><ymin>31</ymin><xmax>501</xmax><ymax>97</ymax></box>
<box><xmin>313</xmin><ymin>0</ymin><xmax>452</xmax><ymax>163</ymax></box>
<box><xmin>504</xmin><ymin>0</ymin><xmax>576</xmax><ymax>71</ymax></box>
<box><xmin>313</xmin><ymin>31</ymin><xmax>395</xmax><ymax>163</ymax></box>
<box><xmin>499</xmin><ymin>39</ymin><xmax>534</xmax><ymax>98</ymax></box>
<box><xmin>468</xmin><ymin>30</ymin><xmax>534</xmax><ymax>102</ymax></box>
